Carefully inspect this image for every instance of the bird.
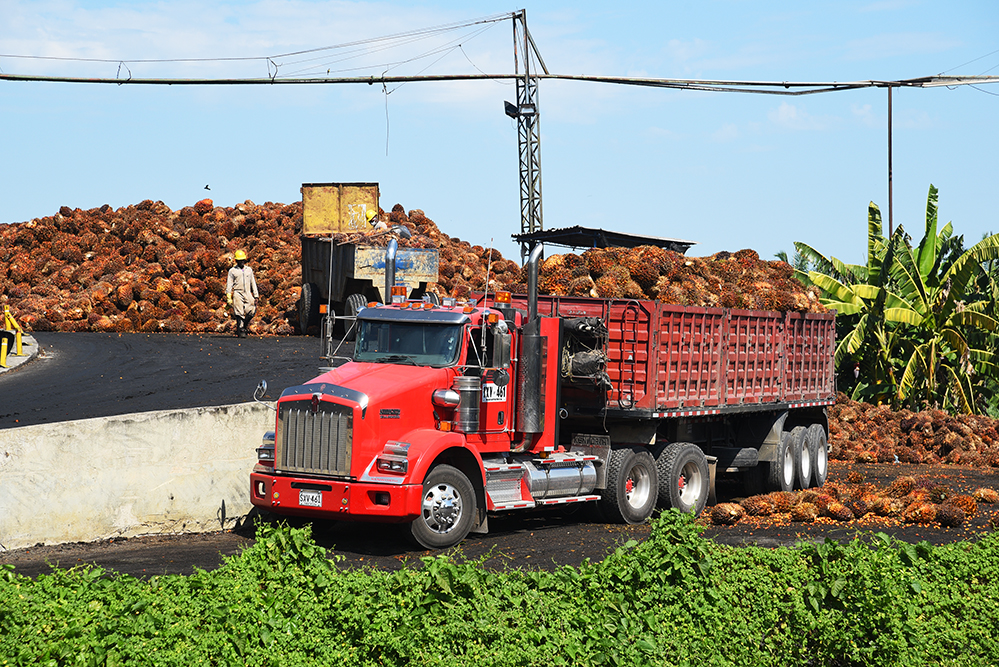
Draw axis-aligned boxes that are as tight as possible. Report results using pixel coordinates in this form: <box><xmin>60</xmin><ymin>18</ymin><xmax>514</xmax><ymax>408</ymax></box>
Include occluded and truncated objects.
<box><xmin>204</xmin><ymin>184</ymin><xmax>211</xmax><ymax>190</ymax></box>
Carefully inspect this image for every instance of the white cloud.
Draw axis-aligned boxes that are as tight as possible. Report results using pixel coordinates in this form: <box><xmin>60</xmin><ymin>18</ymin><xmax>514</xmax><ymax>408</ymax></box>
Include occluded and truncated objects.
<box><xmin>768</xmin><ymin>102</ymin><xmax>833</xmax><ymax>131</ymax></box>
<box><xmin>712</xmin><ymin>123</ymin><xmax>739</xmax><ymax>142</ymax></box>
<box><xmin>851</xmin><ymin>103</ymin><xmax>879</xmax><ymax>128</ymax></box>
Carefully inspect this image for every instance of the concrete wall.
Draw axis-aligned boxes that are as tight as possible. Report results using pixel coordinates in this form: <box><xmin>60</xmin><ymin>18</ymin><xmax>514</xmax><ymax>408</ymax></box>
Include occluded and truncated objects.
<box><xmin>0</xmin><ymin>402</ymin><xmax>274</xmax><ymax>551</ymax></box>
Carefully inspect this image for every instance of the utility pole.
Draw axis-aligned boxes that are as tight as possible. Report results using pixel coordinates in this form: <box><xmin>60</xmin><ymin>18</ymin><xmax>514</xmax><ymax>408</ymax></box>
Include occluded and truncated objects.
<box><xmin>505</xmin><ymin>10</ymin><xmax>549</xmax><ymax>259</ymax></box>
<box><xmin>888</xmin><ymin>85</ymin><xmax>894</xmax><ymax>238</ymax></box>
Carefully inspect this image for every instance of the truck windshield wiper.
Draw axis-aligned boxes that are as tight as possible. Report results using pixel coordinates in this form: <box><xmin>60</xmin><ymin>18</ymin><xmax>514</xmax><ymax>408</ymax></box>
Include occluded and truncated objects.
<box><xmin>371</xmin><ymin>354</ymin><xmax>417</xmax><ymax>365</ymax></box>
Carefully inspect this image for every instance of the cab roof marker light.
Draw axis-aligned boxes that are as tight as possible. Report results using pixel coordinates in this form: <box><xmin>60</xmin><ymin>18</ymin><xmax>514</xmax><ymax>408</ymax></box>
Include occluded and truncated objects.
<box><xmin>495</xmin><ymin>291</ymin><xmax>512</xmax><ymax>304</ymax></box>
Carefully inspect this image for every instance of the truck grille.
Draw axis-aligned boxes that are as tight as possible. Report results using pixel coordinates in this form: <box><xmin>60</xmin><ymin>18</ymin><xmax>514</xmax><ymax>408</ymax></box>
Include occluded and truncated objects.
<box><xmin>276</xmin><ymin>400</ymin><xmax>353</xmax><ymax>476</ymax></box>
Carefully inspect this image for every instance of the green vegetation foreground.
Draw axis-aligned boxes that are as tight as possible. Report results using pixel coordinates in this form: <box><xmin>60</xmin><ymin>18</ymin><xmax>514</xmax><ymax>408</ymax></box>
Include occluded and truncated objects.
<box><xmin>2</xmin><ymin>514</ymin><xmax>998</xmax><ymax>666</ymax></box>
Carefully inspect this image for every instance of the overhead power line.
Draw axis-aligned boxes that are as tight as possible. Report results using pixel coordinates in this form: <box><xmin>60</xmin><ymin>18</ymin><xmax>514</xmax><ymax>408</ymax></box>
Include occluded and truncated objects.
<box><xmin>1</xmin><ymin>71</ymin><xmax>996</xmax><ymax>95</ymax></box>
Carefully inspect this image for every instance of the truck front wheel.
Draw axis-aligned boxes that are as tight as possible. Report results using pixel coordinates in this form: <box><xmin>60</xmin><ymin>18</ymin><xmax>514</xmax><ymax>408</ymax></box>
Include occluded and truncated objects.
<box><xmin>599</xmin><ymin>447</ymin><xmax>658</xmax><ymax>524</ymax></box>
<box><xmin>408</xmin><ymin>464</ymin><xmax>476</xmax><ymax>549</ymax></box>
<box><xmin>656</xmin><ymin>443</ymin><xmax>709</xmax><ymax>516</ymax></box>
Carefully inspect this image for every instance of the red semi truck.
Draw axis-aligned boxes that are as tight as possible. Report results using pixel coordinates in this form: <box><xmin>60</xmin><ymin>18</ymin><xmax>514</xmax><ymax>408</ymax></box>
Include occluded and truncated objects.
<box><xmin>250</xmin><ymin>245</ymin><xmax>836</xmax><ymax>548</ymax></box>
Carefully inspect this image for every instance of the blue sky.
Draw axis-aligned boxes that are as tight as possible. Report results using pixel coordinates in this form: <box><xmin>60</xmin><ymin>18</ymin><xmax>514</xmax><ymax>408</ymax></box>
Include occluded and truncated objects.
<box><xmin>1</xmin><ymin>0</ymin><xmax>996</xmax><ymax>265</ymax></box>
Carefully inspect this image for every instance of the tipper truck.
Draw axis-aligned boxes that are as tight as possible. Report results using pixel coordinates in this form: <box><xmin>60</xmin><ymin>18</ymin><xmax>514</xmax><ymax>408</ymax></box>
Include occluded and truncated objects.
<box><xmin>251</xmin><ymin>245</ymin><xmax>836</xmax><ymax>548</ymax></box>
<box><xmin>297</xmin><ymin>182</ymin><xmax>439</xmax><ymax>340</ymax></box>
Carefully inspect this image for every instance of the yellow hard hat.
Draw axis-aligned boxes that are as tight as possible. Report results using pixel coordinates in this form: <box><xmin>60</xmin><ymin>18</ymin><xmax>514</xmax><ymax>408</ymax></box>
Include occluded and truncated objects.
<box><xmin>234</xmin><ymin>249</ymin><xmax>247</xmax><ymax>261</ymax></box>
<box><xmin>366</xmin><ymin>208</ymin><xmax>378</xmax><ymax>222</ymax></box>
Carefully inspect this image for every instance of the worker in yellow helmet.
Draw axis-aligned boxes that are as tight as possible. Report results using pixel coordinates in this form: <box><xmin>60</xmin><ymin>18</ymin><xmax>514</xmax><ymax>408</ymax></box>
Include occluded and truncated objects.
<box><xmin>226</xmin><ymin>249</ymin><xmax>258</xmax><ymax>337</ymax></box>
<box><xmin>366</xmin><ymin>207</ymin><xmax>387</xmax><ymax>232</ymax></box>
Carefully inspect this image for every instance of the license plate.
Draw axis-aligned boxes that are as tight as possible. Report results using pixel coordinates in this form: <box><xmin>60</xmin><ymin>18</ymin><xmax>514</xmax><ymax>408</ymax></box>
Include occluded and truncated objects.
<box><xmin>299</xmin><ymin>489</ymin><xmax>322</xmax><ymax>507</ymax></box>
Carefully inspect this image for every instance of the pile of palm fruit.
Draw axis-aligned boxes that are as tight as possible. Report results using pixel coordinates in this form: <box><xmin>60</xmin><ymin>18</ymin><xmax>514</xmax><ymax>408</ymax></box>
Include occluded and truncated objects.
<box><xmin>530</xmin><ymin>246</ymin><xmax>826</xmax><ymax>312</ymax></box>
<box><xmin>0</xmin><ymin>199</ymin><xmax>304</xmax><ymax>334</ymax></box>
<box><xmin>710</xmin><ymin>474</ymin><xmax>998</xmax><ymax>529</ymax></box>
<box><xmin>829</xmin><ymin>394</ymin><xmax>999</xmax><ymax>468</ymax></box>
<box><xmin>0</xmin><ymin>197</ymin><xmax>823</xmax><ymax>335</ymax></box>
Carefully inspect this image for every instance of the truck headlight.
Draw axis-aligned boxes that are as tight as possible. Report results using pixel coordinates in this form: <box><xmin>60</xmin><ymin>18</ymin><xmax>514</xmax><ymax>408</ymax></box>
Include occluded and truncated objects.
<box><xmin>375</xmin><ymin>441</ymin><xmax>410</xmax><ymax>475</ymax></box>
<box><xmin>256</xmin><ymin>431</ymin><xmax>275</xmax><ymax>465</ymax></box>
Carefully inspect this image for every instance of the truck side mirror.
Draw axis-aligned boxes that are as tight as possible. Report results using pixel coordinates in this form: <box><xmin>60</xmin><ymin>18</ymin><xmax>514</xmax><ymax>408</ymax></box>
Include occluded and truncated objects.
<box><xmin>492</xmin><ymin>332</ymin><xmax>511</xmax><ymax>369</ymax></box>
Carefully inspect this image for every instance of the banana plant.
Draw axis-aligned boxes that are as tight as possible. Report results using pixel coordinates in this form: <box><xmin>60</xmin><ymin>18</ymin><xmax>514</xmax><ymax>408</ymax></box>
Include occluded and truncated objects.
<box><xmin>794</xmin><ymin>202</ymin><xmax>904</xmax><ymax>400</ymax></box>
<box><xmin>886</xmin><ymin>190</ymin><xmax>999</xmax><ymax>411</ymax></box>
<box><xmin>795</xmin><ymin>185</ymin><xmax>999</xmax><ymax>413</ymax></box>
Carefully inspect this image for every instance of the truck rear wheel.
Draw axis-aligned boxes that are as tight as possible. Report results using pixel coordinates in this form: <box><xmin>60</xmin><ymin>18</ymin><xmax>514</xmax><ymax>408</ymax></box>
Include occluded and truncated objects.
<box><xmin>767</xmin><ymin>431</ymin><xmax>795</xmax><ymax>493</ymax></box>
<box><xmin>408</xmin><ymin>464</ymin><xmax>476</xmax><ymax>549</ymax></box>
<box><xmin>299</xmin><ymin>282</ymin><xmax>319</xmax><ymax>333</ymax></box>
<box><xmin>807</xmin><ymin>424</ymin><xmax>828</xmax><ymax>487</ymax></box>
<box><xmin>343</xmin><ymin>293</ymin><xmax>367</xmax><ymax>342</ymax></box>
<box><xmin>790</xmin><ymin>426</ymin><xmax>812</xmax><ymax>490</ymax></box>
<box><xmin>656</xmin><ymin>443</ymin><xmax>709</xmax><ymax>516</ymax></box>
<box><xmin>599</xmin><ymin>447</ymin><xmax>657</xmax><ymax>524</ymax></box>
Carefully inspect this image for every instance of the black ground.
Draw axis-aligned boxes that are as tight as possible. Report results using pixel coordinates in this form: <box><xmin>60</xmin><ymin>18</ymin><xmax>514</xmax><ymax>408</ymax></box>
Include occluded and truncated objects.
<box><xmin>2</xmin><ymin>333</ymin><xmax>999</xmax><ymax>579</ymax></box>
<box><xmin>0</xmin><ymin>332</ymin><xmax>329</xmax><ymax>429</ymax></box>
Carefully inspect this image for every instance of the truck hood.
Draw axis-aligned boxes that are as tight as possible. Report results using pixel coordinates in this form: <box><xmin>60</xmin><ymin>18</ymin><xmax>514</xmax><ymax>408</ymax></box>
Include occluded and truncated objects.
<box><xmin>308</xmin><ymin>362</ymin><xmax>455</xmax><ymax>407</ymax></box>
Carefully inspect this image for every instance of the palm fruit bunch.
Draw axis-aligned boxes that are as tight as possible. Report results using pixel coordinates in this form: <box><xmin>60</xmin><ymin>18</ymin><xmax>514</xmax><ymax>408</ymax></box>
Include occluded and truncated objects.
<box><xmin>790</xmin><ymin>502</ymin><xmax>819</xmax><ymax>523</ymax></box>
<box><xmin>710</xmin><ymin>503</ymin><xmax>746</xmax><ymax>525</ymax></box>
<box><xmin>935</xmin><ymin>504</ymin><xmax>966</xmax><ymax>528</ymax></box>
<box><xmin>903</xmin><ymin>502</ymin><xmax>938</xmax><ymax>524</ymax></box>
<box><xmin>740</xmin><ymin>495</ymin><xmax>775</xmax><ymax>517</ymax></box>
<box><xmin>766</xmin><ymin>491</ymin><xmax>797</xmax><ymax>513</ymax></box>
<box><xmin>974</xmin><ymin>488</ymin><xmax>999</xmax><ymax>504</ymax></box>
<box><xmin>829</xmin><ymin>393</ymin><xmax>999</xmax><ymax>470</ymax></box>
<box><xmin>946</xmin><ymin>494</ymin><xmax>978</xmax><ymax>517</ymax></box>
<box><xmin>823</xmin><ymin>501</ymin><xmax>855</xmax><ymax>522</ymax></box>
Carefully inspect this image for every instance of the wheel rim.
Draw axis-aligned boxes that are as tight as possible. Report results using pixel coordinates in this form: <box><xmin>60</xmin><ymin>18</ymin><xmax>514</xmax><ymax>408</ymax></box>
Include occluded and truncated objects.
<box><xmin>782</xmin><ymin>448</ymin><xmax>794</xmax><ymax>487</ymax></box>
<box><xmin>421</xmin><ymin>482</ymin><xmax>463</xmax><ymax>534</ymax></box>
<box><xmin>625</xmin><ymin>464</ymin><xmax>653</xmax><ymax>510</ymax></box>
<box><xmin>800</xmin><ymin>445</ymin><xmax>811</xmax><ymax>480</ymax></box>
<box><xmin>678</xmin><ymin>460</ymin><xmax>703</xmax><ymax>507</ymax></box>
<box><xmin>816</xmin><ymin>441</ymin><xmax>828</xmax><ymax>478</ymax></box>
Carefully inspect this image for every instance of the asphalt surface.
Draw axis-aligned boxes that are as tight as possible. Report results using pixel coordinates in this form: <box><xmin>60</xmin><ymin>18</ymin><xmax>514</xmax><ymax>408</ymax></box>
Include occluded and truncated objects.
<box><xmin>0</xmin><ymin>332</ymin><xmax>336</xmax><ymax>429</ymax></box>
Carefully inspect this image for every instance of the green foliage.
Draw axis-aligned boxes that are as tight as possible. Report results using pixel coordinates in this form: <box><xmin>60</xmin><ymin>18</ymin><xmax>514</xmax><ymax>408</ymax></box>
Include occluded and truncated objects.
<box><xmin>796</xmin><ymin>185</ymin><xmax>999</xmax><ymax>414</ymax></box>
<box><xmin>3</xmin><ymin>517</ymin><xmax>999</xmax><ymax>665</ymax></box>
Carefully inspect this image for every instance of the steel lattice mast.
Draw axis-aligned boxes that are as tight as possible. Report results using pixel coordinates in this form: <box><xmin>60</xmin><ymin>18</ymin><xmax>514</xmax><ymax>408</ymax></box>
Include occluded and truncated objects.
<box><xmin>506</xmin><ymin>11</ymin><xmax>548</xmax><ymax>258</ymax></box>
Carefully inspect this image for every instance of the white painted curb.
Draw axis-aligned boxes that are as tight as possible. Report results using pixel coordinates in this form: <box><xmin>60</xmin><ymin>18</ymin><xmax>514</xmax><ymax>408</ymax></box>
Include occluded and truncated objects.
<box><xmin>0</xmin><ymin>402</ymin><xmax>273</xmax><ymax>551</ymax></box>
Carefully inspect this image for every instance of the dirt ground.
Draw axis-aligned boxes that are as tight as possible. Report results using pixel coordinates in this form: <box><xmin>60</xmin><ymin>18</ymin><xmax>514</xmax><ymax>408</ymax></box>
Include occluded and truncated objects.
<box><xmin>4</xmin><ymin>460</ymin><xmax>998</xmax><ymax>580</ymax></box>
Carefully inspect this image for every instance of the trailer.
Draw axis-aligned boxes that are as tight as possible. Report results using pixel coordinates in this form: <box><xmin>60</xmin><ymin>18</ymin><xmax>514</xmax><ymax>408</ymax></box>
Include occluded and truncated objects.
<box><xmin>297</xmin><ymin>182</ymin><xmax>439</xmax><ymax>339</ymax></box>
<box><xmin>252</xmin><ymin>244</ymin><xmax>835</xmax><ymax>548</ymax></box>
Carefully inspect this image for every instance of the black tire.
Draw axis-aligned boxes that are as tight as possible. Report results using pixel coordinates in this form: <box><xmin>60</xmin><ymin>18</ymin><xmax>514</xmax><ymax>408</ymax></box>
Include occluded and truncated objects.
<box><xmin>656</xmin><ymin>442</ymin><xmax>709</xmax><ymax>516</ymax></box>
<box><xmin>408</xmin><ymin>464</ymin><xmax>476</xmax><ymax>549</ymax></box>
<box><xmin>766</xmin><ymin>430</ymin><xmax>795</xmax><ymax>492</ymax></box>
<box><xmin>598</xmin><ymin>447</ymin><xmax>658</xmax><ymax>524</ymax></box>
<box><xmin>807</xmin><ymin>424</ymin><xmax>829</xmax><ymax>488</ymax></box>
<box><xmin>299</xmin><ymin>282</ymin><xmax>320</xmax><ymax>334</ymax></box>
<box><xmin>790</xmin><ymin>425</ymin><xmax>812</xmax><ymax>490</ymax></box>
<box><xmin>343</xmin><ymin>293</ymin><xmax>367</xmax><ymax>342</ymax></box>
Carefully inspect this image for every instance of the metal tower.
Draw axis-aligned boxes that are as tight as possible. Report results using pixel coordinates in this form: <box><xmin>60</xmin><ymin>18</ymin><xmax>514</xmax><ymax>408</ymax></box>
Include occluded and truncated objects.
<box><xmin>506</xmin><ymin>11</ymin><xmax>548</xmax><ymax>258</ymax></box>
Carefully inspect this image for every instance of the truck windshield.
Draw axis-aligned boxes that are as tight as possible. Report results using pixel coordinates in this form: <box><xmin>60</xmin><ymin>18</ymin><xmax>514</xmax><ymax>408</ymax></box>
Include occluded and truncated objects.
<box><xmin>354</xmin><ymin>321</ymin><xmax>462</xmax><ymax>367</ymax></box>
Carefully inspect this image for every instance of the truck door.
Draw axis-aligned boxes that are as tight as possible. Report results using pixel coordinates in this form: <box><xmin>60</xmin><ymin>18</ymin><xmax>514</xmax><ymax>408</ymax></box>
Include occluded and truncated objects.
<box><xmin>465</xmin><ymin>324</ymin><xmax>514</xmax><ymax>433</ymax></box>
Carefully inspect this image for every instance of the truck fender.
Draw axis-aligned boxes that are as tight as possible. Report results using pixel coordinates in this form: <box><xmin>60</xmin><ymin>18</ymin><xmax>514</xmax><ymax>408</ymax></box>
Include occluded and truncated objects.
<box><xmin>756</xmin><ymin>411</ymin><xmax>790</xmax><ymax>463</ymax></box>
<box><xmin>399</xmin><ymin>428</ymin><xmax>488</xmax><ymax>532</ymax></box>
